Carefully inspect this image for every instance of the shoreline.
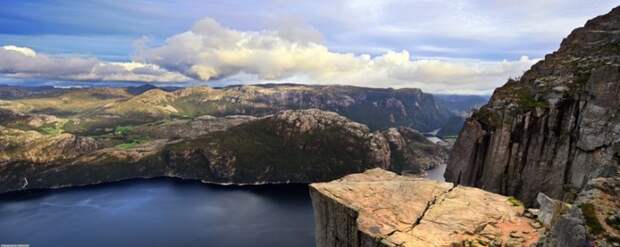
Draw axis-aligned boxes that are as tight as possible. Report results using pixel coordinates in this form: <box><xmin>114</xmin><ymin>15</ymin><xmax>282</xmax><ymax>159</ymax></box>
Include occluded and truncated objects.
<box><xmin>0</xmin><ymin>165</ymin><xmax>448</xmax><ymax>197</ymax></box>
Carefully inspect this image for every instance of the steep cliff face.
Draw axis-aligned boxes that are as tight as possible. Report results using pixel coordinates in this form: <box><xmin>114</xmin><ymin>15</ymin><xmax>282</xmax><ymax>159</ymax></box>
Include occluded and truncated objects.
<box><xmin>446</xmin><ymin>6</ymin><xmax>620</xmax><ymax>204</ymax></box>
<box><xmin>445</xmin><ymin>6</ymin><xmax>620</xmax><ymax>245</ymax></box>
<box><xmin>310</xmin><ymin>169</ymin><xmax>540</xmax><ymax>247</ymax></box>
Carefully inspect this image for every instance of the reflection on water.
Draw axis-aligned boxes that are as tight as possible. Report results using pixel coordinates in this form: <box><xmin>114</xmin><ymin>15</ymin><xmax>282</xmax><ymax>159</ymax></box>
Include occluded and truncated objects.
<box><xmin>0</xmin><ymin>179</ymin><xmax>315</xmax><ymax>247</ymax></box>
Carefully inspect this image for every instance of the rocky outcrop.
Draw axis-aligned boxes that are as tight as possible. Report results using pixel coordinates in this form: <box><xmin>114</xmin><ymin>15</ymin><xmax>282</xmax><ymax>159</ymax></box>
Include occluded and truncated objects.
<box><xmin>447</xmin><ymin>6</ymin><xmax>620</xmax><ymax>204</ymax></box>
<box><xmin>540</xmin><ymin>176</ymin><xmax>620</xmax><ymax>246</ymax></box>
<box><xmin>0</xmin><ymin>109</ymin><xmax>446</xmax><ymax>193</ymax></box>
<box><xmin>536</xmin><ymin>193</ymin><xmax>571</xmax><ymax>229</ymax></box>
<box><xmin>445</xmin><ymin>6</ymin><xmax>620</xmax><ymax>245</ymax></box>
<box><xmin>163</xmin><ymin>109</ymin><xmax>392</xmax><ymax>183</ymax></box>
<box><xmin>383</xmin><ymin>127</ymin><xmax>448</xmax><ymax>174</ymax></box>
<box><xmin>310</xmin><ymin>168</ymin><xmax>540</xmax><ymax>247</ymax></box>
<box><xmin>0</xmin><ymin>126</ymin><xmax>99</xmax><ymax>163</ymax></box>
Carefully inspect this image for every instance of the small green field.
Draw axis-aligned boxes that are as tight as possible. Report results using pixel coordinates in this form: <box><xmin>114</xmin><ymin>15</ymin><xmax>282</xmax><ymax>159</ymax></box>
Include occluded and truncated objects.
<box><xmin>115</xmin><ymin>138</ymin><xmax>149</xmax><ymax>149</ymax></box>
<box><xmin>38</xmin><ymin>122</ymin><xmax>65</xmax><ymax>135</ymax></box>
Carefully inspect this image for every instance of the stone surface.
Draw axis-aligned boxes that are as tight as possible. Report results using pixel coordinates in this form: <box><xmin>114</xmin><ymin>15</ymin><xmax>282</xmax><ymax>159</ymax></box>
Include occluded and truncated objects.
<box><xmin>540</xmin><ymin>207</ymin><xmax>587</xmax><ymax>247</ymax></box>
<box><xmin>310</xmin><ymin>168</ymin><xmax>539</xmax><ymax>247</ymax></box>
<box><xmin>536</xmin><ymin>193</ymin><xmax>571</xmax><ymax>229</ymax></box>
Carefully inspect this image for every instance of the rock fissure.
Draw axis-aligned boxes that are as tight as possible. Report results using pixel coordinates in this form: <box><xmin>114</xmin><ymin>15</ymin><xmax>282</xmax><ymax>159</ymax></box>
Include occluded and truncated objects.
<box><xmin>408</xmin><ymin>183</ymin><xmax>458</xmax><ymax>232</ymax></box>
<box><xmin>311</xmin><ymin>169</ymin><xmax>540</xmax><ymax>247</ymax></box>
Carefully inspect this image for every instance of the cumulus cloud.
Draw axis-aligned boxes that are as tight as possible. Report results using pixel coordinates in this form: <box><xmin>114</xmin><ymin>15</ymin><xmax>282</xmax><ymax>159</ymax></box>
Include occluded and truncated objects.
<box><xmin>136</xmin><ymin>18</ymin><xmax>538</xmax><ymax>93</ymax></box>
<box><xmin>0</xmin><ymin>45</ymin><xmax>189</xmax><ymax>83</ymax></box>
<box><xmin>0</xmin><ymin>17</ymin><xmax>540</xmax><ymax>93</ymax></box>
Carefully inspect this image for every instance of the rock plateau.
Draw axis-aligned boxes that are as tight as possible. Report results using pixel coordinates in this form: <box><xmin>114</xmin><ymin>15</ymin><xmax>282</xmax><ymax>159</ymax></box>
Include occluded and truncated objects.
<box><xmin>310</xmin><ymin>168</ymin><xmax>540</xmax><ymax>247</ymax></box>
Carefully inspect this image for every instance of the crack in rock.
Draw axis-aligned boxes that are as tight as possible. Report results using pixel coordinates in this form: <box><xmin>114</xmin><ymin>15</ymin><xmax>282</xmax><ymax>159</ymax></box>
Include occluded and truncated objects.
<box><xmin>407</xmin><ymin>184</ymin><xmax>458</xmax><ymax>233</ymax></box>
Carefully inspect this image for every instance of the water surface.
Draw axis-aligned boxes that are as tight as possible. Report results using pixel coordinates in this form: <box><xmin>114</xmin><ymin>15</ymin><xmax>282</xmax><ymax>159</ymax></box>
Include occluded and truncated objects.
<box><xmin>0</xmin><ymin>166</ymin><xmax>446</xmax><ymax>247</ymax></box>
<box><xmin>0</xmin><ymin>180</ymin><xmax>314</xmax><ymax>247</ymax></box>
<box><xmin>425</xmin><ymin>163</ymin><xmax>447</xmax><ymax>181</ymax></box>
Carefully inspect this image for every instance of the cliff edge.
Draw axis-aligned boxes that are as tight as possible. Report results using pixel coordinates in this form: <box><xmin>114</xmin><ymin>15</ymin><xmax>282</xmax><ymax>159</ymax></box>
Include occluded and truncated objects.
<box><xmin>310</xmin><ymin>168</ymin><xmax>540</xmax><ymax>247</ymax></box>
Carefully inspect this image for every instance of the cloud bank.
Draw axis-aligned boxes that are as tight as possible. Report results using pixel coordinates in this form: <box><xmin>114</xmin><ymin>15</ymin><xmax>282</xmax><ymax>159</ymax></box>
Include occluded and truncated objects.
<box><xmin>0</xmin><ymin>45</ymin><xmax>189</xmax><ymax>83</ymax></box>
<box><xmin>1</xmin><ymin>17</ymin><xmax>539</xmax><ymax>93</ymax></box>
<box><xmin>135</xmin><ymin>18</ymin><xmax>537</xmax><ymax>93</ymax></box>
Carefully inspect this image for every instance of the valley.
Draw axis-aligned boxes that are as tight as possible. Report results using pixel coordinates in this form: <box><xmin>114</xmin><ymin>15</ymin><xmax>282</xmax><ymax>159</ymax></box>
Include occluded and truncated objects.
<box><xmin>2</xmin><ymin>2</ymin><xmax>619</xmax><ymax>247</ymax></box>
<box><xmin>0</xmin><ymin>84</ymin><xmax>469</xmax><ymax>193</ymax></box>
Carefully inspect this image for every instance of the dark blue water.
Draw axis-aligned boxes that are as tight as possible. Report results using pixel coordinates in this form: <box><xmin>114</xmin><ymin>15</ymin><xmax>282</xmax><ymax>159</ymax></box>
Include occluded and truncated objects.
<box><xmin>0</xmin><ymin>179</ymin><xmax>315</xmax><ymax>247</ymax></box>
<box><xmin>0</xmin><ymin>165</ymin><xmax>446</xmax><ymax>247</ymax></box>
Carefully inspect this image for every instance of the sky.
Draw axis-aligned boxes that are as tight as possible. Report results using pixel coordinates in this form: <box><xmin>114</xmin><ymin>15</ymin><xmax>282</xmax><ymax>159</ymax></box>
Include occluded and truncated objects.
<box><xmin>0</xmin><ymin>0</ymin><xmax>618</xmax><ymax>94</ymax></box>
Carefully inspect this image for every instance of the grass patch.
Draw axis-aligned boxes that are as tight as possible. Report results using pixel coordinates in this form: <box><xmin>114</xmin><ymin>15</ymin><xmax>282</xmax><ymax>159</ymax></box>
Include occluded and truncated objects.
<box><xmin>115</xmin><ymin>138</ymin><xmax>147</xmax><ymax>149</ymax></box>
<box><xmin>516</xmin><ymin>88</ymin><xmax>548</xmax><ymax>112</ymax></box>
<box><xmin>38</xmin><ymin>122</ymin><xmax>64</xmax><ymax>135</ymax></box>
<box><xmin>580</xmin><ymin>203</ymin><xmax>604</xmax><ymax>235</ymax></box>
<box><xmin>114</xmin><ymin>126</ymin><xmax>134</xmax><ymax>136</ymax></box>
<box><xmin>472</xmin><ymin>108</ymin><xmax>500</xmax><ymax>127</ymax></box>
<box><xmin>507</xmin><ymin>196</ymin><xmax>524</xmax><ymax>207</ymax></box>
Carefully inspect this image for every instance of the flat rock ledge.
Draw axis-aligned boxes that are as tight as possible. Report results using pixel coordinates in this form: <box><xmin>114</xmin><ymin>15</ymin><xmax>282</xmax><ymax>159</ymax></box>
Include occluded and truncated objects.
<box><xmin>310</xmin><ymin>168</ymin><xmax>541</xmax><ymax>247</ymax></box>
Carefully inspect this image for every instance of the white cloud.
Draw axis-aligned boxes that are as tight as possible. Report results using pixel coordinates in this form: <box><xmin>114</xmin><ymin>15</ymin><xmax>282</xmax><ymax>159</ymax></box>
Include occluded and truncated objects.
<box><xmin>0</xmin><ymin>14</ymin><xmax>548</xmax><ymax>93</ymax></box>
<box><xmin>2</xmin><ymin>45</ymin><xmax>37</xmax><ymax>57</ymax></box>
<box><xmin>136</xmin><ymin>18</ymin><xmax>538</xmax><ymax>93</ymax></box>
<box><xmin>0</xmin><ymin>45</ymin><xmax>189</xmax><ymax>83</ymax></box>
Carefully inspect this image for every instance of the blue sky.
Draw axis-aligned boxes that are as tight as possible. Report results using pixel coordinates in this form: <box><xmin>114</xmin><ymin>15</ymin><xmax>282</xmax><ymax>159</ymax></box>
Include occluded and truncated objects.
<box><xmin>0</xmin><ymin>0</ymin><xmax>618</xmax><ymax>93</ymax></box>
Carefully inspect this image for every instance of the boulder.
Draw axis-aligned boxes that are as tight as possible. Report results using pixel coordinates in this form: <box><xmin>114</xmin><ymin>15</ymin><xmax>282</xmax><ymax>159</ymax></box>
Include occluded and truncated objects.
<box><xmin>536</xmin><ymin>193</ymin><xmax>571</xmax><ymax>228</ymax></box>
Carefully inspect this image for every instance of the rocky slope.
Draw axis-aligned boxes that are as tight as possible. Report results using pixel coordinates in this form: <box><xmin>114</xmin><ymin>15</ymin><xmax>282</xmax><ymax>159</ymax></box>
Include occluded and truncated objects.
<box><xmin>383</xmin><ymin>127</ymin><xmax>448</xmax><ymax>174</ymax></box>
<box><xmin>0</xmin><ymin>109</ymin><xmax>446</xmax><ymax>193</ymax></box>
<box><xmin>178</xmin><ymin>84</ymin><xmax>451</xmax><ymax>133</ymax></box>
<box><xmin>310</xmin><ymin>168</ymin><xmax>541</xmax><ymax>247</ymax></box>
<box><xmin>0</xmin><ymin>84</ymin><xmax>457</xmax><ymax>135</ymax></box>
<box><xmin>445</xmin><ymin>6</ymin><xmax>620</xmax><ymax>245</ymax></box>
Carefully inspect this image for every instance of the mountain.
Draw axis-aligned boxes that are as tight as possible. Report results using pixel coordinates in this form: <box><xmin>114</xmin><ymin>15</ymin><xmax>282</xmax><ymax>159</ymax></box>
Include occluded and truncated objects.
<box><xmin>0</xmin><ymin>84</ymin><xmax>457</xmax><ymax>135</ymax></box>
<box><xmin>446</xmin><ymin>6</ymin><xmax>620</xmax><ymax>245</ymax></box>
<box><xmin>0</xmin><ymin>108</ymin><xmax>447</xmax><ymax>193</ymax></box>
<box><xmin>125</xmin><ymin>84</ymin><xmax>182</xmax><ymax>95</ymax></box>
<box><xmin>0</xmin><ymin>84</ymin><xmax>67</xmax><ymax>99</ymax></box>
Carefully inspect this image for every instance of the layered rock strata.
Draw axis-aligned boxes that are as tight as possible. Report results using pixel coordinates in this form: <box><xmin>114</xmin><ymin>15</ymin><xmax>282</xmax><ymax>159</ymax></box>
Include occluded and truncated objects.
<box><xmin>446</xmin><ymin>6</ymin><xmax>620</xmax><ymax>206</ymax></box>
<box><xmin>445</xmin><ymin>6</ymin><xmax>620</xmax><ymax>245</ymax></box>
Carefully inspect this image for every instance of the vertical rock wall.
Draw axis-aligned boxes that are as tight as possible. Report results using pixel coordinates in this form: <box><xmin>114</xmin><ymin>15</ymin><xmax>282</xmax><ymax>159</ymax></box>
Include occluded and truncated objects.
<box><xmin>445</xmin><ymin>6</ymin><xmax>620</xmax><ymax>206</ymax></box>
<box><xmin>445</xmin><ymin>6</ymin><xmax>620</xmax><ymax>245</ymax></box>
<box><xmin>309</xmin><ymin>186</ymin><xmax>381</xmax><ymax>247</ymax></box>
